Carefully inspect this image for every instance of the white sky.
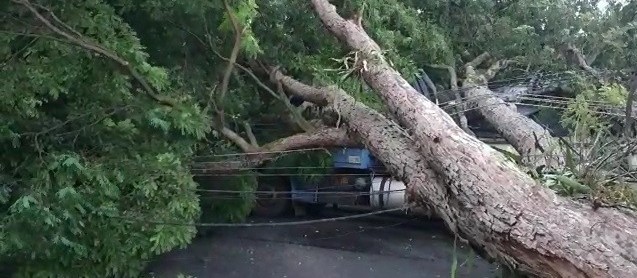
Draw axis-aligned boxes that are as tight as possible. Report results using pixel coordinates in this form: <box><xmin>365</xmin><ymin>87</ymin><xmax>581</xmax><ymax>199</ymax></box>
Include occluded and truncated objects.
<box><xmin>598</xmin><ymin>0</ymin><xmax>629</xmax><ymax>11</ymax></box>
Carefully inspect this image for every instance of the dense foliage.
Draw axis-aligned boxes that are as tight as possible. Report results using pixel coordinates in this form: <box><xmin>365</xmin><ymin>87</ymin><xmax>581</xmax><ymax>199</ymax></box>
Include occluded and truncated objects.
<box><xmin>1</xmin><ymin>0</ymin><xmax>636</xmax><ymax>276</ymax></box>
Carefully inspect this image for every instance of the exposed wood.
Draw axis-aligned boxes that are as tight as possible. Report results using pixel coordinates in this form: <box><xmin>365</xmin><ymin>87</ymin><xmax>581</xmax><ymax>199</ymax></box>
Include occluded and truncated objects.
<box><xmin>309</xmin><ymin>0</ymin><xmax>637</xmax><ymax>276</ymax></box>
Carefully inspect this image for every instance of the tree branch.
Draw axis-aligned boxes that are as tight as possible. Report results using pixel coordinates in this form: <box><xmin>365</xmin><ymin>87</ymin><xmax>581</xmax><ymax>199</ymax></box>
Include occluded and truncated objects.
<box><xmin>418</xmin><ymin>71</ymin><xmax>438</xmax><ymax>96</ymax></box>
<box><xmin>192</xmin><ymin>128</ymin><xmax>358</xmax><ymax>172</ymax></box>
<box><xmin>426</xmin><ymin>64</ymin><xmax>474</xmax><ymax>135</ymax></box>
<box><xmin>564</xmin><ymin>43</ymin><xmax>601</xmax><ymax>79</ymax></box>
<box><xmin>217</xmin><ymin>0</ymin><xmax>247</xmax><ymax>122</ymax></box>
<box><xmin>274</xmin><ymin>78</ymin><xmax>316</xmax><ymax>132</ymax></box>
<box><xmin>243</xmin><ymin>121</ymin><xmax>259</xmax><ymax>147</ymax></box>
<box><xmin>170</xmin><ymin>18</ymin><xmax>316</xmax><ymax>142</ymax></box>
<box><xmin>483</xmin><ymin>59</ymin><xmax>511</xmax><ymax>81</ymax></box>
<box><xmin>218</xmin><ymin>125</ymin><xmax>257</xmax><ymax>153</ymax></box>
<box><xmin>463</xmin><ymin>51</ymin><xmax>491</xmax><ymax>70</ymax></box>
<box><xmin>586</xmin><ymin>46</ymin><xmax>603</xmax><ymax>66</ymax></box>
<box><xmin>350</xmin><ymin>2</ymin><xmax>366</xmax><ymax>28</ymax></box>
<box><xmin>12</xmin><ymin>0</ymin><xmax>177</xmax><ymax>107</ymax></box>
<box><xmin>625</xmin><ymin>72</ymin><xmax>637</xmax><ymax>138</ymax></box>
<box><xmin>267</xmin><ymin>65</ymin><xmax>330</xmax><ymax>106</ymax></box>
<box><xmin>173</xmin><ymin>21</ymin><xmax>316</xmax><ymax>132</ymax></box>
<box><xmin>427</xmin><ymin>64</ymin><xmax>458</xmax><ymax>90</ymax></box>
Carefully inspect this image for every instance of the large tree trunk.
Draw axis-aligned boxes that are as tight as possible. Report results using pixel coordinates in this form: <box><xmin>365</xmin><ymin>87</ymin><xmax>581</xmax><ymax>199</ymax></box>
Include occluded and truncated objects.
<box><xmin>308</xmin><ymin>1</ymin><xmax>637</xmax><ymax>277</ymax></box>
<box><xmin>270</xmin><ymin>69</ymin><xmax>453</xmax><ymax>225</ymax></box>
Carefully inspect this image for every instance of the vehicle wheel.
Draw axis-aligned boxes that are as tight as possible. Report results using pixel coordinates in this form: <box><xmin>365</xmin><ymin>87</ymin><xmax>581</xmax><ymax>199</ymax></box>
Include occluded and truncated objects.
<box><xmin>252</xmin><ymin>177</ymin><xmax>291</xmax><ymax>217</ymax></box>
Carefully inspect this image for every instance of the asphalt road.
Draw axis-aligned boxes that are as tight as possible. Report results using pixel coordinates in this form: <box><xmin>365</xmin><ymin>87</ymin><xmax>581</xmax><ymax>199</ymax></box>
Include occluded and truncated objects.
<box><xmin>144</xmin><ymin>212</ymin><xmax>499</xmax><ymax>278</ymax></box>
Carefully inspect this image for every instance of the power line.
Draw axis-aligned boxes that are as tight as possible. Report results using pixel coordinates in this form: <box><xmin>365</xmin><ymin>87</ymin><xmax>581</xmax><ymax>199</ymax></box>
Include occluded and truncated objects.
<box><xmin>191</xmin><ymin>173</ymin><xmax>385</xmax><ymax>177</ymax></box>
<box><xmin>109</xmin><ymin>205</ymin><xmax>412</xmax><ymax>227</ymax></box>
<box><xmin>207</xmin><ymin>71</ymin><xmax>578</xmax><ymax>128</ymax></box>
<box><xmin>196</xmin><ymin>147</ymin><xmax>328</xmax><ymax>157</ymax></box>
<box><xmin>190</xmin><ymin>93</ymin><xmax>627</xmax><ymax>163</ymax></box>
<box><xmin>195</xmin><ymin>188</ymin><xmax>405</xmax><ymax>195</ymax></box>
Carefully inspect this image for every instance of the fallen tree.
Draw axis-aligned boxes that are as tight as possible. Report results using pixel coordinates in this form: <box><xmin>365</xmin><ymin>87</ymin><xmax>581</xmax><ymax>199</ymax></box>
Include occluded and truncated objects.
<box><xmin>7</xmin><ymin>0</ymin><xmax>637</xmax><ymax>276</ymax></box>
<box><xmin>461</xmin><ymin>57</ymin><xmax>564</xmax><ymax>169</ymax></box>
<box><xmin>191</xmin><ymin>1</ymin><xmax>637</xmax><ymax>275</ymax></box>
<box><xmin>269</xmin><ymin>59</ymin><xmax>637</xmax><ymax>277</ymax></box>
<box><xmin>282</xmin><ymin>1</ymin><xmax>637</xmax><ymax>277</ymax></box>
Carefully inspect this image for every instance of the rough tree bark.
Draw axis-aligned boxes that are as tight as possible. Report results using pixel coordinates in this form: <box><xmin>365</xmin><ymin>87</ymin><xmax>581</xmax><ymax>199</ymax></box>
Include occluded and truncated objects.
<box><xmin>426</xmin><ymin>63</ymin><xmax>476</xmax><ymax>137</ymax></box>
<box><xmin>462</xmin><ymin>59</ymin><xmax>564</xmax><ymax>169</ymax></box>
<box><xmin>308</xmin><ymin>0</ymin><xmax>637</xmax><ymax>277</ymax></box>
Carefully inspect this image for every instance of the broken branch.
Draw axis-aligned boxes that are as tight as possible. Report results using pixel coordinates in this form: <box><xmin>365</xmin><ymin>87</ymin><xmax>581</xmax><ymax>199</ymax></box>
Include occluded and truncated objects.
<box><xmin>419</xmin><ymin>71</ymin><xmax>439</xmax><ymax>104</ymax></box>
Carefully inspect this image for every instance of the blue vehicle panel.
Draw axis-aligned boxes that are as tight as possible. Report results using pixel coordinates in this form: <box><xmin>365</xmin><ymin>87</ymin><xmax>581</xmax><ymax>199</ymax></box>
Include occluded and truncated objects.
<box><xmin>331</xmin><ymin>148</ymin><xmax>383</xmax><ymax>170</ymax></box>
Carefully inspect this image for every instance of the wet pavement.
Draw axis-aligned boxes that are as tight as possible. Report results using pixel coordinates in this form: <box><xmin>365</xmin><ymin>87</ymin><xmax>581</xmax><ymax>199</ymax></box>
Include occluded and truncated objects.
<box><xmin>144</xmin><ymin>211</ymin><xmax>499</xmax><ymax>278</ymax></box>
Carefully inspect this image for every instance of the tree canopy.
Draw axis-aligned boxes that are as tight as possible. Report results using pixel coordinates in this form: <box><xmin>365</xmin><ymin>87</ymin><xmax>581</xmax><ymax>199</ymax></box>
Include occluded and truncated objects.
<box><xmin>1</xmin><ymin>0</ymin><xmax>636</xmax><ymax>276</ymax></box>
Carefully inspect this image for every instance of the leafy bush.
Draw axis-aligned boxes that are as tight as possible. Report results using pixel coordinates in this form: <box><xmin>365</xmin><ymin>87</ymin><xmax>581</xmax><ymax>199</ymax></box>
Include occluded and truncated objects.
<box><xmin>535</xmin><ymin>83</ymin><xmax>637</xmax><ymax>208</ymax></box>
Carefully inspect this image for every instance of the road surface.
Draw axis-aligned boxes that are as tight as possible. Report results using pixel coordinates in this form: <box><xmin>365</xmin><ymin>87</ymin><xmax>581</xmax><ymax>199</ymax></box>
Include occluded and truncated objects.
<box><xmin>144</xmin><ymin>212</ymin><xmax>499</xmax><ymax>278</ymax></box>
